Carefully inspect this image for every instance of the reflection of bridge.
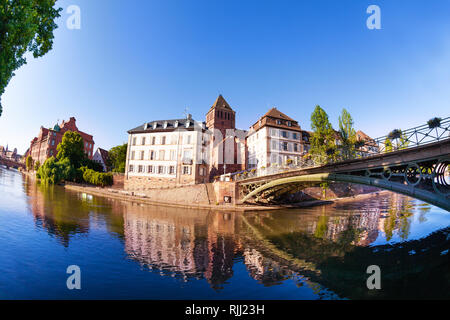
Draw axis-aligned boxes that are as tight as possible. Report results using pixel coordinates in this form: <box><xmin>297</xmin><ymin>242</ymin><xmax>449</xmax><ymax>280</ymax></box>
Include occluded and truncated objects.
<box><xmin>238</xmin><ymin>119</ymin><xmax>450</xmax><ymax>211</ymax></box>
<box><xmin>0</xmin><ymin>158</ymin><xmax>25</xmax><ymax>170</ymax></box>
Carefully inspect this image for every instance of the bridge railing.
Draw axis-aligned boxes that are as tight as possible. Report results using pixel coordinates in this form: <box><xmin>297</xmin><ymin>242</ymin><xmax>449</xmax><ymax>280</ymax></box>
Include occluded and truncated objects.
<box><xmin>233</xmin><ymin>117</ymin><xmax>450</xmax><ymax>182</ymax></box>
<box><xmin>368</xmin><ymin>117</ymin><xmax>450</xmax><ymax>155</ymax></box>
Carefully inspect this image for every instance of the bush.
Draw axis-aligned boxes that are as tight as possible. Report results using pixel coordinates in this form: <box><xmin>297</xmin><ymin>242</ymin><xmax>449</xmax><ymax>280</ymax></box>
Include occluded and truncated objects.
<box><xmin>427</xmin><ymin>117</ymin><xmax>442</xmax><ymax>129</ymax></box>
<box><xmin>388</xmin><ymin>129</ymin><xmax>402</xmax><ymax>140</ymax></box>
<box><xmin>80</xmin><ymin>167</ymin><xmax>113</xmax><ymax>187</ymax></box>
<box><xmin>37</xmin><ymin>157</ymin><xmax>64</xmax><ymax>184</ymax></box>
<box><xmin>82</xmin><ymin>157</ymin><xmax>104</xmax><ymax>172</ymax></box>
<box><xmin>26</xmin><ymin>155</ymin><xmax>33</xmax><ymax>171</ymax></box>
<box><xmin>34</xmin><ymin>160</ymin><xmax>41</xmax><ymax>171</ymax></box>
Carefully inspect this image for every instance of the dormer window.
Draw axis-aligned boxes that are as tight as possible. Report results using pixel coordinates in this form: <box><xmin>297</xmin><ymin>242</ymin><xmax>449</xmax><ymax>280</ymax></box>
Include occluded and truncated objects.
<box><xmin>174</xmin><ymin>121</ymin><xmax>179</xmax><ymax>128</ymax></box>
<box><xmin>287</xmin><ymin>121</ymin><xmax>292</xmax><ymax>127</ymax></box>
<box><xmin>163</xmin><ymin>121</ymin><xmax>168</xmax><ymax>129</ymax></box>
<box><xmin>152</xmin><ymin>122</ymin><xmax>157</xmax><ymax>129</ymax></box>
<box><xmin>144</xmin><ymin>123</ymin><xmax>148</xmax><ymax>130</ymax></box>
<box><xmin>185</xmin><ymin>120</ymin><xmax>190</xmax><ymax>128</ymax></box>
<box><xmin>277</xmin><ymin>120</ymin><xmax>282</xmax><ymax>125</ymax></box>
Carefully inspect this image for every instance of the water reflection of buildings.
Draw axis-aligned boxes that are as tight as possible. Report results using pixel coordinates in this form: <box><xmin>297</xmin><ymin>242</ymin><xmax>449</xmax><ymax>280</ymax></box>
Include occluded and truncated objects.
<box><xmin>122</xmin><ymin>204</ymin><xmax>240</xmax><ymax>289</ymax></box>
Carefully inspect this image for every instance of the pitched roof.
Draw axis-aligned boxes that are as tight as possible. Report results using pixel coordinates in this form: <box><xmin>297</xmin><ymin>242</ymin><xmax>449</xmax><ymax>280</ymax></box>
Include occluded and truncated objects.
<box><xmin>262</xmin><ymin>108</ymin><xmax>295</xmax><ymax>122</ymax></box>
<box><xmin>96</xmin><ymin>148</ymin><xmax>109</xmax><ymax>163</ymax></box>
<box><xmin>356</xmin><ymin>130</ymin><xmax>374</xmax><ymax>141</ymax></box>
<box><xmin>210</xmin><ymin>95</ymin><xmax>232</xmax><ymax>110</ymax></box>
<box><xmin>128</xmin><ymin>117</ymin><xmax>204</xmax><ymax>133</ymax></box>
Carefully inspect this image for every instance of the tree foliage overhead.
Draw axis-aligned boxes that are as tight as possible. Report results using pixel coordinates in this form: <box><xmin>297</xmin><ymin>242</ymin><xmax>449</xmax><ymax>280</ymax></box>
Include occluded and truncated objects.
<box><xmin>310</xmin><ymin>105</ymin><xmax>336</xmax><ymax>163</ymax></box>
<box><xmin>0</xmin><ymin>0</ymin><xmax>62</xmax><ymax>116</ymax></box>
<box><xmin>107</xmin><ymin>143</ymin><xmax>127</xmax><ymax>173</ymax></box>
<box><xmin>338</xmin><ymin>108</ymin><xmax>357</xmax><ymax>160</ymax></box>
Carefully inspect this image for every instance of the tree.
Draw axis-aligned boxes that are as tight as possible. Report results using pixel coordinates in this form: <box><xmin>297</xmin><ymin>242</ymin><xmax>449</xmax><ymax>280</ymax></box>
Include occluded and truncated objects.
<box><xmin>310</xmin><ymin>105</ymin><xmax>336</xmax><ymax>163</ymax></box>
<box><xmin>25</xmin><ymin>155</ymin><xmax>33</xmax><ymax>171</ymax></box>
<box><xmin>384</xmin><ymin>138</ymin><xmax>393</xmax><ymax>153</ymax></box>
<box><xmin>0</xmin><ymin>0</ymin><xmax>62</xmax><ymax>117</ymax></box>
<box><xmin>338</xmin><ymin>108</ymin><xmax>357</xmax><ymax>160</ymax></box>
<box><xmin>107</xmin><ymin>143</ymin><xmax>127</xmax><ymax>173</ymax></box>
<box><xmin>34</xmin><ymin>160</ymin><xmax>40</xmax><ymax>171</ymax></box>
<box><xmin>57</xmin><ymin>131</ymin><xmax>85</xmax><ymax>168</ymax></box>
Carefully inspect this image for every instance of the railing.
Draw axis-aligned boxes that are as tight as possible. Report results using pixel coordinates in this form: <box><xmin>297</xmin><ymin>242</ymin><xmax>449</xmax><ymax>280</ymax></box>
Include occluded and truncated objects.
<box><xmin>369</xmin><ymin>117</ymin><xmax>450</xmax><ymax>154</ymax></box>
<box><xmin>233</xmin><ymin>117</ymin><xmax>450</xmax><ymax>182</ymax></box>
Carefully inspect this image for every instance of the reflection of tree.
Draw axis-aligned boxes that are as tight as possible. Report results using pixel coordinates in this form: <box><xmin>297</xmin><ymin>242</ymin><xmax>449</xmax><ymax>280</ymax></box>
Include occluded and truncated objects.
<box><xmin>383</xmin><ymin>195</ymin><xmax>415</xmax><ymax>241</ymax></box>
<box><xmin>25</xmin><ymin>179</ymin><xmax>125</xmax><ymax>246</ymax></box>
<box><xmin>314</xmin><ymin>215</ymin><xmax>329</xmax><ymax>239</ymax></box>
<box><xmin>417</xmin><ymin>203</ymin><xmax>431</xmax><ymax>223</ymax></box>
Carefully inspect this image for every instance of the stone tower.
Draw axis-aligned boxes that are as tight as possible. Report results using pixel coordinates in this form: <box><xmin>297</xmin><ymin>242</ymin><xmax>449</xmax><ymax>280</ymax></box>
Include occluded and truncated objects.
<box><xmin>205</xmin><ymin>95</ymin><xmax>243</xmax><ymax>178</ymax></box>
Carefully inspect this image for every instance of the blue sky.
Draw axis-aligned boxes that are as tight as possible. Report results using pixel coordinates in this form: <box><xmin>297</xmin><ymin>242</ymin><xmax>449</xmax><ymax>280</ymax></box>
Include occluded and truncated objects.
<box><xmin>1</xmin><ymin>0</ymin><xmax>449</xmax><ymax>153</ymax></box>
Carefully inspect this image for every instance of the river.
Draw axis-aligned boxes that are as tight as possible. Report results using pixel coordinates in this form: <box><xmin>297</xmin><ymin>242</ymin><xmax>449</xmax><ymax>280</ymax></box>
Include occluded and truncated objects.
<box><xmin>0</xmin><ymin>167</ymin><xmax>449</xmax><ymax>299</ymax></box>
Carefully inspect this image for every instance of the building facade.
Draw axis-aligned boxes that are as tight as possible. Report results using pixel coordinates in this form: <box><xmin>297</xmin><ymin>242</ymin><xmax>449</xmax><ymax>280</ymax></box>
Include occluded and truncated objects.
<box><xmin>246</xmin><ymin>108</ymin><xmax>306</xmax><ymax>169</ymax></box>
<box><xmin>125</xmin><ymin>95</ymin><xmax>247</xmax><ymax>190</ymax></box>
<box><xmin>27</xmin><ymin>117</ymin><xmax>95</xmax><ymax>165</ymax></box>
<box><xmin>125</xmin><ymin>115</ymin><xmax>210</xmax><ymax>189</ymax></box>
<box><xmin>0</xmin><ymin>145</ymin><xmax>21</xmax><ymax>162</ymax></box>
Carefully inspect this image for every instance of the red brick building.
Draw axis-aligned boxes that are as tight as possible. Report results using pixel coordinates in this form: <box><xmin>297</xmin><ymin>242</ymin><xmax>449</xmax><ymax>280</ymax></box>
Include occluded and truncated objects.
<box><xmin>205</xmin><ymin>95</ymin><xmax>246</xmax><ymax>177</ymax></box>
<box><xmin>27</xmin><ymin>117</ymin><xmax>95</xmax><ymax>164</ymax></box>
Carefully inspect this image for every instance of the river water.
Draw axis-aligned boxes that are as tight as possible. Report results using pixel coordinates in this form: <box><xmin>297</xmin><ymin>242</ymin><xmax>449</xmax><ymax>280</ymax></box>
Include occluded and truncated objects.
<box><xmin>0</xmin><ymin>167</ymin><xmax>449</xmax><ymax>299</ymax></box>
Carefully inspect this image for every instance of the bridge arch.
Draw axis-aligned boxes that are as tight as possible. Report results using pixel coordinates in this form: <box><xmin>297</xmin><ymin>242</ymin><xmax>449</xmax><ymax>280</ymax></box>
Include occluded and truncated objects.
<box><xmin>241</xmin><ymin>169</ymin><xmax>450</xmax><ymax>211</ymax></box>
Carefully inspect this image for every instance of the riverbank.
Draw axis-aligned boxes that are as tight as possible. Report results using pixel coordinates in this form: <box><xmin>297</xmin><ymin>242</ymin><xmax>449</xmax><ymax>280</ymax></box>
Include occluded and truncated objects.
<box><xmin>63</xmin><ymin>182</ymin><xmax>387</xmax><ymax>212</ymax></box>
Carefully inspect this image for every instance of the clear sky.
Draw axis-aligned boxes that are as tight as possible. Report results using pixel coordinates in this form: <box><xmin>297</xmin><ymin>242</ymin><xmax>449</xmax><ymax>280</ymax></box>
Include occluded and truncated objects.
<box><xmin>1</xmin><ymin>0</ymin><xmax>449</xmax><ymax>154</ymax></box>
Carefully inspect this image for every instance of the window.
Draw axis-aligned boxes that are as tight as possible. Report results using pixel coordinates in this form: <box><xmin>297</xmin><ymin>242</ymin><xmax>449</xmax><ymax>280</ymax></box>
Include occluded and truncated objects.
<box><xmin>140</xmin><ymin>150</ymin><xmax>144</xmax><ymax>160</ymax></box>
<box><xmin>171</xmin><ymin>135</ymin><xmax>177</xmax><ymax>144</ymax></box>
<box><xmin>283</xmin><ymin>142</ymin><xmax>288</xmax><ymax>151</ymax></box>
<box><xmin>183</xmin><ymin>150</ymin><xmax>192</xmax><ymax>161</ymax></box>
<box><xmin>132</xmin><ymin>137</ymin><xmax>136</xmax><ymax>146</ymax></box>
<box><xmin>169</xmin><ymin>166</ymin><xmax>175</xmax><ymax>175</ymax></box>
<box><xmin>277</xmin><ymin>119</ymin><xmax>282</xmax><ymax>125</ymax></box>
<box><xmin>158</xmin><ymin>166</ymin><xmax>165</xmax><ymax>174</ymax></box>
<box><xmin>131</xmin><ymin>151</ymin><xmax>135</xmax><ymax>160</ymax></box>
<box><xmin>129</xmin><ymin>165</ymin><xmax>134</xmax><ymax>172</ymax></box>
<box><xmin>170</xmin><ymin>150</ymin><xmax>176</xmax><ymax>160</ymax></box>
<box><xmin>281</xmin><ymin>131</ymin><xmax>288</xmax><ymax>138</ymax></box>
<box><xmin>199</xmin><ymin>167</ymin><xmax>206</xmax><ymax>176</ymax></box>
<box><xmin>294</xmin><ymin>143</ymin><xmax>298</xmax><ymax>152</ymax></box>
<box><xmin>159</xmin><ymin>150</ymin><xmax>165</xmax><ymax>160</ymax></box>
<box><xmin>182</xmin><ymin>166</ymin><xmax>191</xmax><ymax>175</ymax></box>
<box><xmin>147</xmin><ymin>165</ymin><xmax>153</xmax><ymax>173</ymax></box>
<box><xmin>293</xmin><ymin>133</ymin><xmax>298</xmax><ymax>140</ymax></box>
<box><xmin>161</xmin><ymin>136</ymin><xmax>166</xmax><ymax>145</ymax></box>
<box><xmin>151</xmin><ymin>137</ymin><xmax>156</xmax><ymax>145</ymax></box>
<box><xmin>187</xmin><ymin>135</ymin><xmax>191</xmax><ymax>144</ymax></box>
<box><xmin>271</xmin><ymin>154</ymin><xmax>277</xmax><ymax>163</ymax></box>
<box><xmin>141</xmin><ymin>137</ymin><xmax>146</xmax><ymax>145</ymax></box>
<box><xmin>272</xmin><ymin>140</ymin><xmax>278</xmax><ymax>150</ymax></box>
<box><xmin>138</xmin><ymin>165</ymin><xmax>143</xmax><ymax>173</ymax></box>
<box><xmin>149</xmin><ymin>150</ymin><xmax>155</xmax><ymax>160</ymax></box>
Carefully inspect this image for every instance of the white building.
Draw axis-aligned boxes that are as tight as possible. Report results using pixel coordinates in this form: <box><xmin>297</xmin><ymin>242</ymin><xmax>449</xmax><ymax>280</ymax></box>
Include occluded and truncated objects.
<box><xmin>246</xmin><ymin>108</ymin><xmax>307</xmax><ymax>169</ymax></box>
<box><xmin>125</xmin><ymin>115</ymin><xmax>210</xmax><ymax>189</ymax></box>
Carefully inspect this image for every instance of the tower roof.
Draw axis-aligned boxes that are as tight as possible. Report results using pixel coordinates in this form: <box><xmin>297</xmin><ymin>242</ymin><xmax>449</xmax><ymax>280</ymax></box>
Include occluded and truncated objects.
<box><xmin>210</xmin><ymin>95</ymin><xmax>232</xmax><ymax>110</ymax></box>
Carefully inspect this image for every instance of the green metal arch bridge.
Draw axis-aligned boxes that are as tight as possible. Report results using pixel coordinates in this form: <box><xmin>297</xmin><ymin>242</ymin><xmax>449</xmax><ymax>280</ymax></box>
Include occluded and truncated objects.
<box><xmin>238</xmin><ymin>118</ymin><xmax>450</xmax><ymax>211</ymax></box>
